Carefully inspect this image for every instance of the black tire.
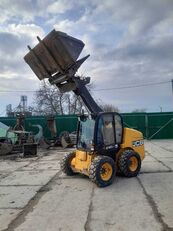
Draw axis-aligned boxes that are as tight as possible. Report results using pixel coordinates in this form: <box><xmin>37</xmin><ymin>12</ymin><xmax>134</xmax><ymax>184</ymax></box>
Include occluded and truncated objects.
<box><xmin>118</xmin><ymin>150</ymin><xmax>141</xmax><ymax>177</ymax></box>
<box><xmin>59</xmin><ymin>131</ymin><xmax>71</xmax><ymax>148</ymax></box>
<box><xmin>60</xmin><ymin>152</ymin><xmax>76</xmax><ymax>176</ymax></box>
<box><xmin>89</xmin><ymin>156</ymin><xmax>116</xmax><ymax>187</ymax></box>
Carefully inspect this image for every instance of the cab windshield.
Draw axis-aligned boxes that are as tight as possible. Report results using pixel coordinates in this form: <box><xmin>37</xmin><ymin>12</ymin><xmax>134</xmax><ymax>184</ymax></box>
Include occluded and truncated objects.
<box><xmin>77</xmin><ymin>118</ymin><xmax>95</xmax><ymax>150</ymax></box>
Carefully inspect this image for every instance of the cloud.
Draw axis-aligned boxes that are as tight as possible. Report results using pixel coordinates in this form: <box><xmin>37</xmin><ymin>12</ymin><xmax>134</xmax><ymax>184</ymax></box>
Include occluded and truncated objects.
<box><xmin>47</xmin><ymin>0</ymin><xmax>74</xmax><ymax>14</ymax></box>
<box><xmin>0</xmin><ymin>23</ymin><xmax>45</xmax><ymax>87</ymax></box>
<box><xmin>0</xmin><ymin>0</ymin><xmax>173</xmax><ymax>113</ymax></box>
<box><xmin>0</xmin><ymin>0</ymin><xmax>36</xmax><ymax>23</ymax></box>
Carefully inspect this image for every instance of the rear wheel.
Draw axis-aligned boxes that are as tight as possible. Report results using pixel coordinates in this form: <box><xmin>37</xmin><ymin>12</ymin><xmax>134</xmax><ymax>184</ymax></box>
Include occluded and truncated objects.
<box><xmin>60</xmin><ymin>152</ymin><xmax>76</xmax><ymax>176</ymax></box>
<box><xmin>59</xmin><ymin>131</ymin><xmax>72</xmax><ymax>148</ymax></box>
<box><xmin>118</xmin><ymin>150</ymin><xmax>141</xmax><ymax>177</ymax></box>
<box><xmin>89</xmin><ymin>156</ymin><xmax>116</xmax><ymax>187</ymax></box>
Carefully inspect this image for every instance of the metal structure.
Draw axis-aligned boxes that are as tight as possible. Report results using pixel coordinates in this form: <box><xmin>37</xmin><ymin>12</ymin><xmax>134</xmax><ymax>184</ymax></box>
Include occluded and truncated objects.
<box><xmin>20</xmin><ymin>95</ymin><xmax>27</xmax><ymax>112</ymax></box>
<box><xmin>6</xmin><ymin>104</ymin><xmax>12</xmax><ymax>116</ymax></box>
<box><xmin>43</xmin><ymin>115</ymin><xmax>76</xmax><ymax>148</ymax></box>
<box><xmin>0</xmin><ymin>115</ymin><xmax>78</xmax><ymax>140</ymax></box>
<box><xmin>6</xmin><ymin>96</ymin><xmax>32</xmax><ymax>117</ymax></box>
<box><xmin>24</xmin><ymin>30</ymin><xmax>145</xmax><ymax>187</ymax></box>
<box><xmin>0</xmin><ymin>114</ymin><xmax>37</xmax><ymax>156</ymax></box>
<box><xmin>24</xmin><ymin>30</ymin><xmax>102</xmax><ymax>114</ymax></box>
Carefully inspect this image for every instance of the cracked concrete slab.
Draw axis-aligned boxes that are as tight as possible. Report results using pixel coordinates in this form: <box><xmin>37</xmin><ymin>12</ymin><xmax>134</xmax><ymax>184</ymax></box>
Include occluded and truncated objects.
<box><xmin>0</xmin><ymin>161</ymin><xmax>30</xmax><ymax>172</ymax></box>
<box><xmin>142</xmin><ymin>154</ymin><xmax>157</xmax><ymax>162</ymax></box>
<box><xmin>139</xmin><ymin>172</ymin><xmax>173</xmax><ymax>228</ymax></box>
<box><xmin>161</xmin><ymin>161</ymin><xmax>173</xmax><ymax>170</ymax></box>
<box><xmin>40</xmin><ymin>154</ymin><xmax>62</xmax><ymax>161</ymax></box>
<box><xmin>0</xmin><ymin>209</ymin><xmax>21</xmax><ymax>231</ymax></box>
<box><xmin>87</xmin><ymin>177</ymin><xmax>161</xmax><ymax>231</ymax></box>
<box><xmin>151</xmin><ymin>152</ymin><xmax>173</xmax><ymax>158</ymax></box>
<box><xmin>158</xmin><ymin>157</ymin><xmax>173</xmax><ymax>161</ymax></box>
<box><xmin>0</xmin><ymin>141</ymin><xmax>172</xmax><ymax>231</ymax></box>
<box><xmin>0</xmin><ymin>186</ymin><xmax>41</xmax><ymax>209</ymax></box>
<box><xmin>141</xmin><ymin>161</ymin><xmax>170</xmax><ymax>173</ymax></box>
<box><xmin>145</xmin><ymin>141</ymin><xmax>173</xmax><ymax>158</ymax></box>
<box><xmin>20</xmin><ymin>161</ymin><xmax>60</xmax><ymax>171</ymax></box>
<box><xmin>0</xmin><ymin>172</ymin><xmax>9</xmax><ymax>180</ymax></box>
<box><xmin>0</xmin><ymin>170</ymin><xmax>58</xmax><ymax>186</ymax></box>
<box><xmin>146</xmin><ymin>140</ymin><xmax>173</xmax><ymax>151</ymax></box>
<box><xmin>14</xmin><ymin>178</ymin><xmax>93</xmax><ymax>231</ymax></box>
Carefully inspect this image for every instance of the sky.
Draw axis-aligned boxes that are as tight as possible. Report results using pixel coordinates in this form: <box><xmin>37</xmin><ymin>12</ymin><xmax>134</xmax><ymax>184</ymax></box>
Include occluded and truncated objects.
<box><xmin>0</xmin><ymin>0</ymin><xmax>173</xmax><ymax>115</ymax></box>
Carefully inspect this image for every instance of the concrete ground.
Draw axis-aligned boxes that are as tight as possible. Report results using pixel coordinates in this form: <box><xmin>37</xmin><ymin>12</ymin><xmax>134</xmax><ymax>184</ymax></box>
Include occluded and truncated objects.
<box><xmin>0</xmin><ymin>140</ymin><xmax>173</xmax><ymax>231</ymax></box>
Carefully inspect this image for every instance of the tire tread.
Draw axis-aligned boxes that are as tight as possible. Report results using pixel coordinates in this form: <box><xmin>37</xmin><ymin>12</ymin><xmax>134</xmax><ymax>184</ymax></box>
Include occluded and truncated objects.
<box><xmin>118</xmin><ymin>150</ymin><xmax>141</xmax><ymax>177</ymax></box>
<box><xmin>60</xmin><ymin>152</ymin><xmax>75</xmax><ymax>176</ymax></box>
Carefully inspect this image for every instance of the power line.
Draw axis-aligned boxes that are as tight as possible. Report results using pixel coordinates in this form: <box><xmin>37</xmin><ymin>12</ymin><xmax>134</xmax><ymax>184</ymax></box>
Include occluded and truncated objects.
<box><xmin>93</xmin><ymin>80</ymin><xmax>171</xmax><ymax>91</ymax></box>
<box><xmin>0</xmin><ymin>80</ymin><xmax>171</xmax><ymax>93</ymax></box>
<box><xmin>0</xmin><ymin>90</ymin><xmax>35</xmax><ymax>93</ymax></box>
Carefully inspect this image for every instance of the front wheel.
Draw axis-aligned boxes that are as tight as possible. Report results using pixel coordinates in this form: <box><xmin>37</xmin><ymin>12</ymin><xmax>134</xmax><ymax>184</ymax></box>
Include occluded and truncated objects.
<box><xmin>89</xmin><ymin>156</ymin><xmax>116</xmax><ymax>187</ymax></box>
<box><xmin>60</xmin><ymin>152</ymin><xmax>76</xmax><ymax>176</ymax></box>
<box><xmin>118</xmin><ymin>150</ymin><xmax>141</xmax><ymax>177</ymax></box>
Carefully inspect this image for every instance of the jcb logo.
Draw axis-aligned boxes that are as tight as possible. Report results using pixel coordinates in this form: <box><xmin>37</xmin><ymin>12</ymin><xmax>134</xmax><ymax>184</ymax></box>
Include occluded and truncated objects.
<box><xmin>132</xmin><ymin>140</ymin><xmax>144</xmax><ymax>147</ymax></box>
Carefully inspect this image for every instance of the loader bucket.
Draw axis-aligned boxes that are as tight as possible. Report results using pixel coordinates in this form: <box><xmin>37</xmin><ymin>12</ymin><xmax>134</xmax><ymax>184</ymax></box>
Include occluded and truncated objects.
<box><xmin>24</xmin><ymin>30</ymin><xmax>85</xmax><ymax>80</ymax></box>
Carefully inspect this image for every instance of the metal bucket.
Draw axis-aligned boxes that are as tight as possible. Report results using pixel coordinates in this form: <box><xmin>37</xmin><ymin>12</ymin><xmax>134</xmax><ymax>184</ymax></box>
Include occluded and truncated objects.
<box><xmin>24</xmin><ymin>30</ymin><xmax>85</xmax><ymax>80</ymax></box>
<box><xmin>23</xmin><ymin>143</ymin><xmax>37</xmax><ymax>157</ymax></box>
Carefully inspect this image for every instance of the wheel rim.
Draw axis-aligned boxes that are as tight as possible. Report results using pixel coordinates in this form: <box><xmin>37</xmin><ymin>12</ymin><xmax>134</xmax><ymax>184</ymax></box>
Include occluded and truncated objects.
<box><xmin>128</xmin><ymin>156</ymin><xmax>138</xmax><ymax>171</ymax></box>
<box><xmin>100</xmin><ymin>163</ymin><xmax>113</xmax><ymax>181</ymax></box>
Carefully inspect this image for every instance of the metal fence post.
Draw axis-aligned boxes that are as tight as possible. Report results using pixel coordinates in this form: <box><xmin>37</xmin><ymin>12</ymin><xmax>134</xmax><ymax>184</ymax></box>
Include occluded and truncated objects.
<box><xmin>145</xmin><ymin>114</ymin><xmax>149</xmax><ymax>139</ymax></box>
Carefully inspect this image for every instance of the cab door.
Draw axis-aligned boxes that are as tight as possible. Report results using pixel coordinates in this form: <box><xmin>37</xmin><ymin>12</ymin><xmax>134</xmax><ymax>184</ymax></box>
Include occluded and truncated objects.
<box><xmin>95</xmin><ymin>113</ymin><xmax>123</xmax><ymax>158</ymax></box>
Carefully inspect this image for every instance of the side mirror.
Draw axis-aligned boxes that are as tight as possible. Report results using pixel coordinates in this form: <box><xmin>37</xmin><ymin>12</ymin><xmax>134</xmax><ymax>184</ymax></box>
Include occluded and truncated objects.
<box><xmin>79</xmin><ymin>114</ymin><xmax>88</xmax><ymax>122</ymax></box>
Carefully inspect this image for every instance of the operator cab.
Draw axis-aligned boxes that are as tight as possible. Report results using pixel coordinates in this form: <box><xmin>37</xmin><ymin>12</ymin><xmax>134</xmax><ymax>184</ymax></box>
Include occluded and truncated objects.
<box><xmin>77</xmin><ymin>112</ymin><xmax>123</xmax><ymax>159</ymax></box>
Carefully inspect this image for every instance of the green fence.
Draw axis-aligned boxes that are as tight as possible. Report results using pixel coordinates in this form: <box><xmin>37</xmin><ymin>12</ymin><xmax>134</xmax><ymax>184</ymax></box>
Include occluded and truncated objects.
<box><xmin>122</xmin><ymin>112</ymin><xmax>173</xmax><ymax>139</ymax></box>
<box><xmin>0</xmin><ymin>112</ymin><xmax>173</xmax><ymax>139</ymax></box>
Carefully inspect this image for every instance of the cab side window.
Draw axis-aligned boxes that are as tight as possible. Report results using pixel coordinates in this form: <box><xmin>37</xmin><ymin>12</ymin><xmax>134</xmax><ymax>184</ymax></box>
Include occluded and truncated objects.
<box><xmin>96</xmin><ymin>114</ymin><xmax>123</xmax><ymax>146</ymax></box>
<box><xmin>97</xmin><ymin>115</ymin><xmax>115</xmax><ymax>146</ymax></box>
<box><xmin>102</xmin><ymin>115</ymin><xmax>115</xmax><ymax>145</ymax></box>
<box><xmin>114</xmin><ymin>115</ymin><xmax>123</xmax><ymax>144</ymax></box>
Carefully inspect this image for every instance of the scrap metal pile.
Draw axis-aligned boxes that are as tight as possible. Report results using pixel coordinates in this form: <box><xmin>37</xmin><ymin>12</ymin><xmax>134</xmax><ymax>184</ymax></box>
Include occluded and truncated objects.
<box><xmin>0</xmin><ymin>114</ymin><xmax>37</xmax><ymax>157</ymax></box>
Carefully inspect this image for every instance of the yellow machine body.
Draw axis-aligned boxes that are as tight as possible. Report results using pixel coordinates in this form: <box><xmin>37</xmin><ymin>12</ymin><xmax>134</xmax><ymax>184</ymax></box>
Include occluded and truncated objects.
<box><xmin>71</xmin><ymin>127</ymin><xmax>145</xmax><ymax>176</ymax></box>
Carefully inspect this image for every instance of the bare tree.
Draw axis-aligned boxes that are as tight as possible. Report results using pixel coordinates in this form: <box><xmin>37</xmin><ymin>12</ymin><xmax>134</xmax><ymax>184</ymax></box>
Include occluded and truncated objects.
<box><xmin>65</xmin><ymin>93</ymin><xmax>84</xmax><ymax>114</ymax></box>
<box><xmin>33</xmin><ymin>80</ymin><xmax>86</xmax><ymax>115</ymax></box>
<box><xmin>33</xmin><ymin>81</ymin><xmax>64</xmax><ymax>115</ymax></box>
<box><xmin>132</xmin><ymin>108</ymin><xmax>147</xmax><ymax>113</ymax></box>
<box><xmin>99</xmin><ymin>103</ymin><xmax>119</xmax><ymax>112</ymax></box>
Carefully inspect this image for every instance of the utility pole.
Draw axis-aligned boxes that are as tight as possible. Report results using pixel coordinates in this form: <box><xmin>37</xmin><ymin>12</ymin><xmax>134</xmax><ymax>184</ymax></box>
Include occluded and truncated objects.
<box><xmin>172</xmin><ymin>80</ymin><xmax>173</xmax><ymax>110</ymax></box>
<box><xmin>159</xmin><ymin>106</ymin><xmax>162</xmax><ymax>112</ymax></box>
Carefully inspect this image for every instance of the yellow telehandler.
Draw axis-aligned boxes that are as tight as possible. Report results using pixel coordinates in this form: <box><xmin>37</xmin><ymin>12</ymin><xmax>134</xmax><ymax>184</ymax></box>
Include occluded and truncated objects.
<box><xmin>24</xmin><ymin>30</ymin><xmax>145</xmax><ymax>187</ymax></box>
